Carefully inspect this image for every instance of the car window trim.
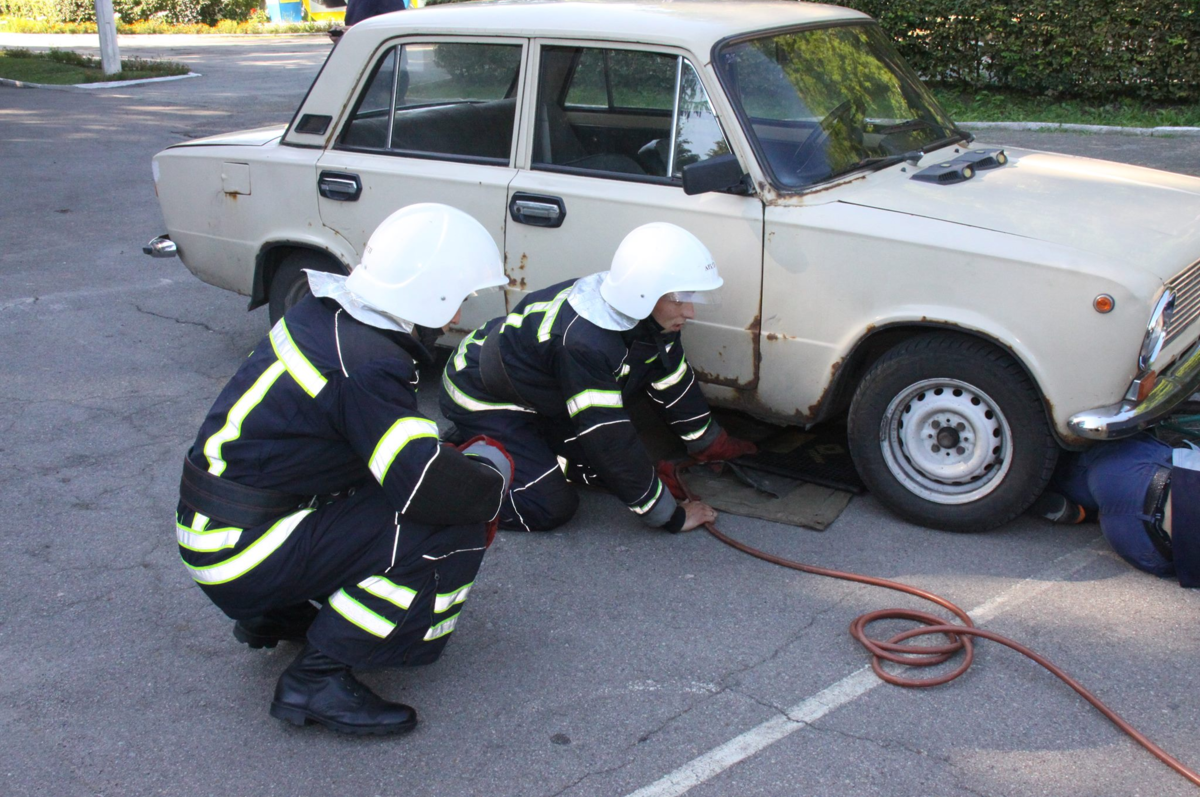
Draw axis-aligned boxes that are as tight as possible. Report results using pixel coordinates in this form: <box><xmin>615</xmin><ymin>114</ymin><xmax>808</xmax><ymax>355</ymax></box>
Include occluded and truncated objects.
<box><xmin>531</xmin><ymin>163</ymin><xmax>678</xmax><ymax>186</ymax></box>
<box><xmin>335</xmin><ymin>145</ymin><xmax>512</xmax><ymax>168</ymax></box>
<box><xmin>332</xmin><ymin>35</ymin><xmax>529</xmax><ymax>166</ymax></box>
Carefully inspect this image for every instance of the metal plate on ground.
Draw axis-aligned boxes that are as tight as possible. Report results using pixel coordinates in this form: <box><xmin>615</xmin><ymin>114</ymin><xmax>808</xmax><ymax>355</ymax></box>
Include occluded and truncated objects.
<box><xmin>736</xmin><ymin>425</ymin><xmax>866</xmax><ymax>494</ymax></box>
<box><xmin>680</xmin><ymin>466</ymin><xmax>851</xmax><ymax>531</ymax></box>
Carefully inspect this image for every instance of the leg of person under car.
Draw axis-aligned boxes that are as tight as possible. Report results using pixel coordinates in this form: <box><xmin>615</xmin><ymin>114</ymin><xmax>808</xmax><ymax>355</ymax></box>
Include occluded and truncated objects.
<box><xmin>446</xmin><ymin>408</ymin><xmax>579</xmax><ymax>532</ymax></box>
<box><xmin>178</xmin><ymin>481</ymin><xmax>489</xmax><ymax>734</ymax></box>
<box><xmin>1031</xmin><ymin>434</ymin><xmax>1176</xmax><ymax>578</ymax></box>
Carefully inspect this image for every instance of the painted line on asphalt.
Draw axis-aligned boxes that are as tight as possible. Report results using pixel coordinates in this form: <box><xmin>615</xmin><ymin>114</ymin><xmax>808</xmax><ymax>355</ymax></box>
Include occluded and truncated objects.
<box><xmin>0</xmin><ymin>278</ymin><xmax>177</xmax><ymax>311</ymax></box>
<box><xmin>624</xmin><ymin>540</ymin><xmax>1106</xmax><ymax>797</ymax></box>
<box><xmin>0</xmin><ymin>73</ymin><xmax>200</xmax><ymax>92</ymax></box>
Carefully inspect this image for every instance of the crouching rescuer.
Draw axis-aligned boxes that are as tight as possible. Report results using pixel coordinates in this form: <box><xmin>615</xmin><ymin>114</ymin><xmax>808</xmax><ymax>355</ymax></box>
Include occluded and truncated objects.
<box><xmin>175</xmin><ymin>204</ymin><xmax>513</xmax><ymax>735</ymax></box>
<box><xmin>440</xmin><ymin>222</ymin><xmax>756</xmax><ymax>534</ymax></box>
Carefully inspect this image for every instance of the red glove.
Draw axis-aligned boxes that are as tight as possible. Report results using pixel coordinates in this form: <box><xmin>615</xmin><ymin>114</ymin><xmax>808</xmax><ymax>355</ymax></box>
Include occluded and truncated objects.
<box><xmin>693</xmin><ymin>429</ymin><xmax>757</xmax><ymax>463</ymax></box>
<box><xmin>656</xmin><ymin>460</ymin><xmax>688</xmax><ymax>500</ymax></box>
<box><xmin>457</xmin><ymin>435</ymin><xmax>516</xmax><ymax>547</ymax></box>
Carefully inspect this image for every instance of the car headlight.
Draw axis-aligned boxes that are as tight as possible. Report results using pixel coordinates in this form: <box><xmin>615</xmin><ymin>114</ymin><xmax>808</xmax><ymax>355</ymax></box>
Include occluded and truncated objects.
<box><xmin>1139</xmin><ymin>288</ymin><xmax>1176</xmax><ymax>371</ymax></box>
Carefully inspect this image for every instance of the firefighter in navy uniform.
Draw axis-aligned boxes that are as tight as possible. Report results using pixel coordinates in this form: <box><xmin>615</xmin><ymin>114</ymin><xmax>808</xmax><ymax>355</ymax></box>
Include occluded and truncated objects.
<box><xmin>176</xmin><ymin>204</ymin><xmax>514</xmax><ymax>735</ymax></box>
<box><xmin>1034</xmin><ymin>433</ymin><xmax>1200</xmax><ymax>587</ymax></box>
<box><xmin>440</xmin><ymin>222</ymin><xmax>756</xmax><ymax>534</ymax></box>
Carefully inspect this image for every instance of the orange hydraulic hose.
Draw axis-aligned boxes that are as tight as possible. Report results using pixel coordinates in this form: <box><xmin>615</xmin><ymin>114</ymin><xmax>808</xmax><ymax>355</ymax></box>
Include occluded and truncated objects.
<box><xmin>675</xmin><ymin>462</ymin><xmax>1200</xmax><ymax>789</ymax></box>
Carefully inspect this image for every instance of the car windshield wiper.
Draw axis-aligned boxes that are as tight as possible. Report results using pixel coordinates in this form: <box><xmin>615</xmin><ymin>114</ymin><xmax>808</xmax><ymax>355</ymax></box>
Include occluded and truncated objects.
<box><xmin>872</xmin><ymin>119</ymin><xmax>942</xmax><ymax>136</ymax></box>
<box><xmin>839</xmin><ymin>150</ymin><xmax>924</xmax><ymax>176</ymax></box>
<box><xmin>874</xmin><ymin>119</ymin><xmax>975</xmax><ymax>148</ymax></box>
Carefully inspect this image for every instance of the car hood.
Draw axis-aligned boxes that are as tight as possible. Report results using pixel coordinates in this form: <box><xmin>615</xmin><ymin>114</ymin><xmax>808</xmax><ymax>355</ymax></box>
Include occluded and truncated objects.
<box><xmin>839</xmin><ymin>147</ymin><xmax>1200</xmax><ymax>281</ymax></box>
<box><xmin>168</xmin><ymin>125</ymin><xmax>288</xmax><ymax>148</ymax></box>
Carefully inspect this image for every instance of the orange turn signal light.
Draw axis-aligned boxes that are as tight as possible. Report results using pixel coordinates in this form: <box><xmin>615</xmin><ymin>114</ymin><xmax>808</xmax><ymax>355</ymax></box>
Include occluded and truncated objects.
<box><xmin>1094</xmin><ymin>294</ymin><xmax>1115</xmax><ymax>313</ymax></box>
<box><xmin>1137</xmin><ymin>371</ymin><xmax>1159</xmax><ymax>403</ymax></box>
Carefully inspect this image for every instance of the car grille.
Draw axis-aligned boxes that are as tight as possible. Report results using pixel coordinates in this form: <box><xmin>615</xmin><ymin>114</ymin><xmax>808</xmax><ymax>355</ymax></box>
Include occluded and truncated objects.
<box><xmin>1166</xmin><ymin>257</ymin><xmax>1200</xmax><ymax>345</ymax></box>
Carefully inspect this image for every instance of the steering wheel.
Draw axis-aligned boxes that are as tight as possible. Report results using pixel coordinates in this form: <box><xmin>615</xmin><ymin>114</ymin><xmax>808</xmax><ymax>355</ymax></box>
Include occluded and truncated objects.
<box><xmin>792</xmin><ymin>99</ymin><xmax>860</xmax><ymax>177</ymax></box>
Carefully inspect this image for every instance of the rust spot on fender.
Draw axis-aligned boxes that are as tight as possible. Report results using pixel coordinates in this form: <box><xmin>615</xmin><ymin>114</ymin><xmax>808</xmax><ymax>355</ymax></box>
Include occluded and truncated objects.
<box><xmin>764</xmin><ymin>331</ymin><xmax>800</xmax><ymax>342</ymax></box>
<box><xmin>224</xmin><ymin>192</ymin><xmax>238</xmax><ymax>201</ymax></box>
<box><xmin>519</xmin><ymin>254</ymin><xmax>528</xmax><ymax>271</ymax></box>
<box><xmin>806</xmin><ymin>358</ymin><xmax>846</xmax><ymax>419</ymax></box>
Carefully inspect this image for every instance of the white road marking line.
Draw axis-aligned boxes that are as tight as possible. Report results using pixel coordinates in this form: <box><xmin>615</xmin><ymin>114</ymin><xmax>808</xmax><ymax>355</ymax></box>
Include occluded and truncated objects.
<box><xmin>0</xmin><ymin>278</ymin><xmax>176</xmax><ymax>311</ymax></box>
<box><xmin>624</xmin><ymin>541</ymin><xmax>1106</xmax><ymax>797</ymax></box>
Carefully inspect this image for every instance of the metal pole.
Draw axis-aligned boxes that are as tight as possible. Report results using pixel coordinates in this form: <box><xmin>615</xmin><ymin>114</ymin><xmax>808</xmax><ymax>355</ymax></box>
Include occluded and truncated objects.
<box><xmin>95</xmin><ymin>0</ymin><xmax>120</xmax><ymax>76</ymax></box>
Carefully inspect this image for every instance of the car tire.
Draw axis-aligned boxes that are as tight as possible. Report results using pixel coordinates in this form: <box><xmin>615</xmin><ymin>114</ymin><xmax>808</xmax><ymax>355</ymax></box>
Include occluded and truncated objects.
<box><xmin>268</xmin><ymin>250</ymin><xmax>338</xmax><ymax>326</ymax></box>
<box><xmin>847</xmin><ymin>333</ymin><xmax>1059</xmax><ymax>532</ymax></box>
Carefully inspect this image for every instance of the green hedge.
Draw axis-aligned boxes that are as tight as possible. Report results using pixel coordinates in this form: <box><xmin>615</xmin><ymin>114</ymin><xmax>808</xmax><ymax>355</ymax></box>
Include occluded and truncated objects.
<box><xmin>0</xmin><ymin>0</ymin><xmax>257</xmax><ymax>25</ymax></box>
<box><xmin>823</xmin><ymin>0</ymin><xmax>1200</xmax><ymax>102</ymax></box>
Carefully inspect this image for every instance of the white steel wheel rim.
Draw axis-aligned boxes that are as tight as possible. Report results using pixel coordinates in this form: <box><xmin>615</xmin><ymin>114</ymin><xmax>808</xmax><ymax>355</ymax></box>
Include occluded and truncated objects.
<box><xmin>879</xmin><ymin>378</ymin><xmax>1013</xmax><ymax>505</ymax></box>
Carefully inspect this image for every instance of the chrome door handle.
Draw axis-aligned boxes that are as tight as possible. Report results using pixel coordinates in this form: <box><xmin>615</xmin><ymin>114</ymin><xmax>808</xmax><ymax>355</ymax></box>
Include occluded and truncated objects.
<box><xmin>513</xmin><ymin>200</ymin><xmax>560</xmax><ymax>219</ymax></box>
<box><xmin>318</xmin><ymin>171</ymin><xmax>362</xmax><ymax>201</ymax></box>
<box><xmin>509</xmin><ymin>193</ymin><xmax>567</xmax><ymax>228</ymax></box>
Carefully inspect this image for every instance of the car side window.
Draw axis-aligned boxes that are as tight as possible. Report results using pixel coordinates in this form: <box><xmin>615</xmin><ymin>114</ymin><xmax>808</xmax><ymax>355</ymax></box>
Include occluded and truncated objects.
<box><xmin>340</xmin><ymin>41</ymin><xmax>523</xmax><ymax>163</ymax></box>
<box><xmin>534</xmin><ymin>46</ymin><xmax>730</xmax><ymax>181</ymax></box>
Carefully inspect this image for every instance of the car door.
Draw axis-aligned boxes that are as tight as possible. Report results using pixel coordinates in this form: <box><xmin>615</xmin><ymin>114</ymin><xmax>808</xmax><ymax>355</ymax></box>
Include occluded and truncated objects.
<box><xmin>504</xmin><ymin>41</ymin><xmax>764</xmax><ymax>389</ymax></box>
<box><xmin>316</xmin><ymin>37</ymin><xmax>528</xmax><ymax>332</ymax></box>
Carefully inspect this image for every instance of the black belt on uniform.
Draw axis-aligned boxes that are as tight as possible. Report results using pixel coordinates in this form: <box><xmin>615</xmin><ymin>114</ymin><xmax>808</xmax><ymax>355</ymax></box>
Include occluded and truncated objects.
<box><xmin>180</xmin><ymin>456</ymin><xmax>309</xmax><ymax>529</ymax></box>
<box><xmin>478</xmin><ymin>333</ymin><xmax>530</xmax><ymax>408</ymax></box>
<box><xmin>1143</xmin><ymin>464</ymin><xmax>1173</xmax><ymax>561</ymax></box>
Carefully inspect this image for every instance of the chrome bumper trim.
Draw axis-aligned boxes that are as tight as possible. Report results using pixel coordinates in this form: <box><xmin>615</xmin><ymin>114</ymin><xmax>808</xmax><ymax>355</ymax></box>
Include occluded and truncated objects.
<box><xmin>1068</xmin><ymin>337</ymin><xmax>1200</xmax><ymax>439</ymax></box>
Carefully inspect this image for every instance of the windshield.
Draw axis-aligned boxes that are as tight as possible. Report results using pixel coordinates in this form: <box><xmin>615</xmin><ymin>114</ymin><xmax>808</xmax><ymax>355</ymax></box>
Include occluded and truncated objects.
<box><xmin>716</xmin><ymin>24</ymin><xmax>961</xmax><ymax>190</ymax></box>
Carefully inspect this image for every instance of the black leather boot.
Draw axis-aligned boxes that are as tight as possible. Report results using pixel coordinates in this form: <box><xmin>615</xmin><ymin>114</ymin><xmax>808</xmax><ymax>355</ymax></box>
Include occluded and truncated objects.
<box><xmin>269</xmin><ymin>643</ymin><xmax>418</xmax><ymax>735</ymax></box>
<box><xmin>233</xmin><ymin>602</ymin><xmax>319</xmax><ymax>649</ymax></box>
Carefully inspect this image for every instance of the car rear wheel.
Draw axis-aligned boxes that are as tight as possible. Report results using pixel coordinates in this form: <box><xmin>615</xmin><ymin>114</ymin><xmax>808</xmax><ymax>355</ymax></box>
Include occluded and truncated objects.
<box><xmin>268</xmin><ymin>250</ymin><xmax>339</xmax><ymax>326</ymax></box>
<box><xmin>847</xmin><ymin>333</ymin><xmax>1059</xmax><ymax>532</ymax></box>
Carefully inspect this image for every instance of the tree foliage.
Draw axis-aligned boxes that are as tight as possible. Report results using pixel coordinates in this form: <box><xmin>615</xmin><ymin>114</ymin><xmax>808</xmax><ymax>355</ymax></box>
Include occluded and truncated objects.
<box><xmin>822</xmin><ymin>0</ymin><xmax>1200</xmax><ymax>101</ymax></box>
<box><xmin>0</xmin><ymin>0</ymin><xmax>258</xmax><ymax>26</ymax></box>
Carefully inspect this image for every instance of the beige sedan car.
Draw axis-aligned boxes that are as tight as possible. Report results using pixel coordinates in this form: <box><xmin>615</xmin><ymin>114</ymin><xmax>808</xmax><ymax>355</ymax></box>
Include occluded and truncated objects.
<box><xmin>149</xmin><ymin>0</ymin><xmax>1200</xmax><ymax>531</ymax></box>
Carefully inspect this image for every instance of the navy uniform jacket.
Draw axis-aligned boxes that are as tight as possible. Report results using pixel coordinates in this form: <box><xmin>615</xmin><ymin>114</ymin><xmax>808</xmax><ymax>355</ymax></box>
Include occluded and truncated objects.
<box><xmin>185</xmin><ymin>295</ymin><xmax>503</xmax><ymax>527</ymax></box>
<box><xmin>441</xmin><ymin>279</ymin><xmax>720</xmax><ymax>527</ymax></box>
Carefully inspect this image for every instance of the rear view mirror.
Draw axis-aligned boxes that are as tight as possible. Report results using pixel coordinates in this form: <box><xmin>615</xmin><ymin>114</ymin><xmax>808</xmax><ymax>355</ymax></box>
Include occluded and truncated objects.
<box><xmin>682</xmin><ymin>154</ymin><xmax>752</xmax><ymax>196</ymax></box>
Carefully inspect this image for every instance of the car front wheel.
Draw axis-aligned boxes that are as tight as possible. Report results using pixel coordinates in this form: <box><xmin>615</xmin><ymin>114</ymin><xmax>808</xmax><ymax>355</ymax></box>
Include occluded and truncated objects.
<box><xmin>847</xmin><ymin>333</ymin><xmax>1059</xmax><ymax>532</ymax></box>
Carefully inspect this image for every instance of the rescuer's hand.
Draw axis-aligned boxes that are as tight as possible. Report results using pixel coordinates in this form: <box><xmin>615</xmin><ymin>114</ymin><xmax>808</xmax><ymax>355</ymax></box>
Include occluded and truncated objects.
<box><xmin>679</xmin><ymin>500</ymin><xmax>718</xmax><ymax>532</ymax></box>
<box><xmin>693</xmin><ymin>429</ymin><xmax>757</xmax><ymax>463</ymax></box>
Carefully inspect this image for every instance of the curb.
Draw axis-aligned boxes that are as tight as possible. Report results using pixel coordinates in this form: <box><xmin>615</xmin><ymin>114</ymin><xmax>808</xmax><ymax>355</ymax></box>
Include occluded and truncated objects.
<box><xmin>959</xmin><ymin>120</ymin><xmax>1200</xmax><ymax>137</ymax></box>
<box><xmin>0</xmin><ymin>71</ymin><xmax>200</xmax><ymax>90</ymax></box>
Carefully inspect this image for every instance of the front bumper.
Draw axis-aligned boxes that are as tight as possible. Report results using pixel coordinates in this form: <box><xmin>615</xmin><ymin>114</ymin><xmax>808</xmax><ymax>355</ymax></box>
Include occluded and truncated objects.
<box><xmin>1068</xmin><ymin>337</ymin><xmax>1200</xmax><ymax>439</ymax></box>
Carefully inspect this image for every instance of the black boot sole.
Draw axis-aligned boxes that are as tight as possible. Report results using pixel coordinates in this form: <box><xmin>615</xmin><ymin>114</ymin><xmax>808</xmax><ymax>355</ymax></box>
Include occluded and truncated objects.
<box><xmin>233</xmin><ymin>624</ymin><xmax>286</xmax><ymax>649</ymax></box>
<box><xmin>269</xmin><ymin>701</ymin><xmax>417</xmax><ymax>735</ymax></box>
<box><xmin>233</xmin><ymin>623</ymin><xmax>310</xmax><ymax>649</ymax></box>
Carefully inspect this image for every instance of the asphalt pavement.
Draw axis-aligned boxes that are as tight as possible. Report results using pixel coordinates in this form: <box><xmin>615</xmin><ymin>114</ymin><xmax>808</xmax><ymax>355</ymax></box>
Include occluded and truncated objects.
<box><xmin>2</xmin><ymin>33</ymin><xmax>1200</xmax><ymax>797</ymax></box>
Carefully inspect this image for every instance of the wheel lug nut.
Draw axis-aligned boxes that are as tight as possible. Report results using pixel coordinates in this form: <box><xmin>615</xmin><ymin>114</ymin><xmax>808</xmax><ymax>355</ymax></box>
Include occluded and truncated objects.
<box><xmin>956</xmin><ymin>446</ymin><xmax>965</xmax><ymax>455</ymax></box>
<box><xmin>932</xmin><ymin>445</ymin><xmax>941</xmax><ymax>453</ymax></box>
<box><xmin>955</xmin><ymin>422</ymin><xmax>966</xmax><ymax>431</ymax></box>
<box><xmin>932</xmin><ymin>420</ymin><xmax>941</xmax><ymax>429</ymax></box>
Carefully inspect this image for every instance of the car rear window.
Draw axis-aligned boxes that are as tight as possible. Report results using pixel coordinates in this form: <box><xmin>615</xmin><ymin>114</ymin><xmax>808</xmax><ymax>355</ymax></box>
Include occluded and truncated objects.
<box><xmin>339</xmin><ymin>41</ymin><xmax>523</xmax><ymax>163</ymax></box>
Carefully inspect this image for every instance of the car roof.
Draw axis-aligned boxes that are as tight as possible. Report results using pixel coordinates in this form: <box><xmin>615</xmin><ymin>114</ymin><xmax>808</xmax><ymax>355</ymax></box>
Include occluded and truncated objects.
<box><xmin>349</xmin><ymin>0</ymin><xmax>870</xmax><ymax>56</ymax></box>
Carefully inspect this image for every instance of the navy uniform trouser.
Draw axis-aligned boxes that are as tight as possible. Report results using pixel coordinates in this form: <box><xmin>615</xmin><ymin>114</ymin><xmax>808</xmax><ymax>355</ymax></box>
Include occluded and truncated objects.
<box><xmin>176</xmin><ymin>481</ymin><xmax>487</xmax><ymax>669</ymax></box>
<box><xmin>443</xmin><ymin>407</ymin><xmax>591</xmax><ymax>532</ymax></box>
<box><xmin>1052</xmin><ymin>433</ymin><xmax>1174</xmax><ymax>578</ymax></box>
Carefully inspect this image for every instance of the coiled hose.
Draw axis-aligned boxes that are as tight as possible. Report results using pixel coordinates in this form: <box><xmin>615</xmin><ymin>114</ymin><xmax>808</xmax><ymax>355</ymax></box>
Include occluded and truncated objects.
<box><xmin>675</xmin><ymin>461</ymin><xmax>1200</xmax><ymax>789</ymax></box>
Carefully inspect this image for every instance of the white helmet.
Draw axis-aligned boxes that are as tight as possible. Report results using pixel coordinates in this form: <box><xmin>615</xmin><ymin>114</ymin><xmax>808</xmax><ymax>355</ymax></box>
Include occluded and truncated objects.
<box><xmin>345</xmin><ymin>203</ymin><xmax>507</xmax><ymax>328</ymax></box>
<box><xmin>599</xmin><ymin>223</ymin><xmax>722</xmax><ymax>320</ymax></box>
